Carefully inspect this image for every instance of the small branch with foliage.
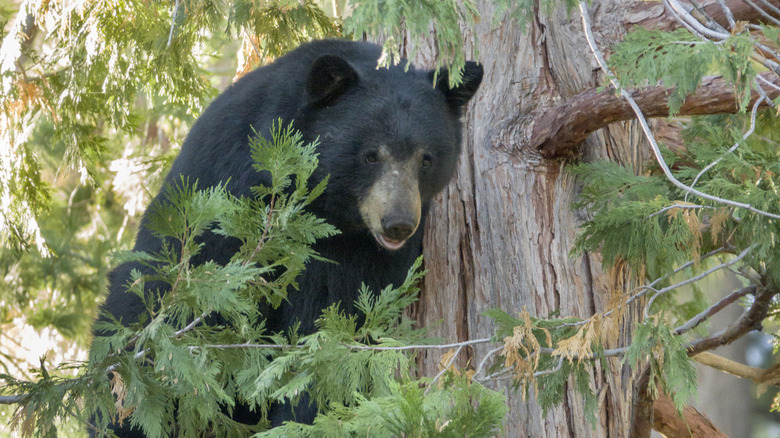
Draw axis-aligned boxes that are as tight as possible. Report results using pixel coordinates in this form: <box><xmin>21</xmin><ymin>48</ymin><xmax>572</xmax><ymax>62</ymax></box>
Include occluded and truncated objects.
<box><xmin>567</xmin><ymin>0</ymin><xmax>780</xmax><ymax>435</ymax></box>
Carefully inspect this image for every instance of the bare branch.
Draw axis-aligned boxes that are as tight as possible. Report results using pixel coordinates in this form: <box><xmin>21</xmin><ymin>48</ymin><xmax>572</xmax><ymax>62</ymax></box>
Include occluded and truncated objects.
<box><xmin>687</xmin><ymin>0</ymin><xmax>730</xmax><ymax>33</ymax></box>
<box><xmin>174</xmin><ymin>310</ymin><xmax>211</xmax><ymax>339</ymax></box>
<box><xmin>560</xmin><ymin>247</ymin><xmax>728</xmax><ymax>329</ymax></box>
<box><xmin>644</xmin><ymin>245</ymin><xmax>755</xmax><ymax>318</ymax></box>
<box><xmin>716</xmin><ymin>0</ymin><xmax>737</xmax><ymax>28</ymax></box>
<box><xmin>539</xmin><ymin>346</ymin><xmax>629</xmax><ymax>358</ymax></box>
<box><xmin>0</xmin><ymin>395</ymin><xmax>23</xmax><ymax>405</ymax></box>
<box><xmin>686</xmin><ymin>282</ymin><xmax>775</xmax><ymax>356</ymax></box>
<box><xmin>759</xmin><ymin>0</ymin><xmax>780</xmax><ymax>17</ymax></box>
<box><xmin>674</xmin><ymin>285</ymin><xmax>757</xmax><ymax>334</ymax></box>
<box><xmin>346</xmin><ymin>337</ymin><xmax>493</xmax><ymax>351</ymax></box>
<box><xmin>533</xmin><ymin>356</ymin><xmax>564</xmax><ymax>377</ymax></box>
<box><xmin>425</xmin><ymin>344</ymin><xmax>466</xmax><ymax>395</ymax></box>
<box><xmin>665</xmin><ymin>0</ymin><xmax>730</xmax><ymax>39</ymax></box>
<box><xmin>243</xmin><ymin>29</ymin><xmax>263</xmax><ymax>61</ymax></box>
<box><xmin>647</xmin><ymin>203</ymin><xmax>714</xmax><ymax>219</ymax></box>
<box><xmin>167</xmin><ymin>0</ymin><xmax>180</xmax><ymax>48</ymax></box>
<box><xmin>474</xmin><ymin>346</ymin><xmax>504</xmax><ymax>380</ymax></box>
<box><xmin>693</xmin><ymin>351</ymin><xmax>765</xmax><ymax>381</ymax></box>
<box><xmin>742</xmin><ymin>0</ymin><xmax>780</xmax><ymax>27</ymax></box>
<box><xmin>190</xmin><ymin>337</ymin><xmax>496</xmax><ymax>352</ymax></box>
<box><xmin>687</xmin><ymin>94</ymin><xmax>764</xmax><ymax>199</ymax></box>
<box><xmin>664</xmin><ymin>0</ymin><xmax>711</xmax><ymax>39</ymax></box>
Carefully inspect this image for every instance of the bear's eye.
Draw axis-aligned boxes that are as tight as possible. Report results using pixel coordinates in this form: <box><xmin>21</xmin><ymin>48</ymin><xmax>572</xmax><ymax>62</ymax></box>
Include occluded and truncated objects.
<box><xmin>364</xmin><ymin>152</ymin><xmax>380</xmax><ymax>164</ymax></box>
<box><xmin>421</xmin><ymin>155</ymin><xmax>433</xmax><ymax>168</ymax></box>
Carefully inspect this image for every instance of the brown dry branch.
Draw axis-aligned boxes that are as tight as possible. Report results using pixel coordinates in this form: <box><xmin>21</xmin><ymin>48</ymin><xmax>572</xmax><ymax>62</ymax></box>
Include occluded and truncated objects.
<box><xmin>534</xmin><ymin>72</ymin><xmax>780</xmax><ymax>158</ymax></box>
<box><xmin>535</xmin><ymin>0</ymin><xmax>780</xmax><ymax>159</ymax></box>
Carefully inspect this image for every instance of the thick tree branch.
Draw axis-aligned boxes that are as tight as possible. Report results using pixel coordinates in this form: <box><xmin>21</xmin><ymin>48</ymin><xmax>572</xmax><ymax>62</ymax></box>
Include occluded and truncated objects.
<box><xmin>535</xmin><ymin>72</ymin><xmax>780</xmax><ymax>158</ymax></box>
<box><xmin>535</xmin><ymin>0</ymin><xmax>780</xmax><ymax>159</ymax></box>
<box><xmin>625</xmin><ymin>0</ymin><xmax>780</xmax><ymax>31</ymax></box>
<box><xmin>627</xmin><ymin>281</ymin><xmax>771</xmax><ymax>438</ymax></box>
<box><xmin>652</xmin><ymin>394</ymin><xmax>728</xmax><ymax>438</ymax></box>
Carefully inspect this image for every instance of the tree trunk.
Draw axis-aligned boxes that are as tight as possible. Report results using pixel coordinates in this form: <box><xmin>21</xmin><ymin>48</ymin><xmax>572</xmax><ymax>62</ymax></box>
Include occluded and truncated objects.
<box><xmin>406</xmin><ymin>1</ymin><xmax>667</xmax><ymax>436</ymax></box>
<box><xmin>401</xmin><ymin>0</ymin><xmax>780</xmax><ymax>434</ymax></box>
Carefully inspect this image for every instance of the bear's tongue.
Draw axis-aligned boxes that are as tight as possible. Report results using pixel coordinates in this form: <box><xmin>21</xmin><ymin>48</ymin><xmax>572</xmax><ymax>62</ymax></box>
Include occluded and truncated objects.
<box><xmin>375</xmin><ymin>233</ymin><xmax>406</xmax><ymax>251</ymax></box>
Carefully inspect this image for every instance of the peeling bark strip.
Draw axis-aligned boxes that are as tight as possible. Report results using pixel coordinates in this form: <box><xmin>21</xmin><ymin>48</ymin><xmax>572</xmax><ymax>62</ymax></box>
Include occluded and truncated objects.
<box><xmin>534</xmin><ymin>71</ymin><xmax>780</xmax><ymax>158</ymax></box>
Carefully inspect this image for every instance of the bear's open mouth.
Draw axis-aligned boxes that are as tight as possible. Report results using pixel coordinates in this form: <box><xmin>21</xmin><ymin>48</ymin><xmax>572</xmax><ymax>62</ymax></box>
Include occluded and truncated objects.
<box><xmin>373</xmin><ymin>232</ymin><xmax>407</xmax><ymax>251</ymax></box>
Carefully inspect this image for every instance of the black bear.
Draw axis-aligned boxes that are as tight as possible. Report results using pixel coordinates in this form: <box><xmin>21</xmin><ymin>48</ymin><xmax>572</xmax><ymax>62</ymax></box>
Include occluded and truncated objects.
<box><xmin>94</xmin><ymin>39</ymin><xmax>482</xmax><ymax>436</ymax></box>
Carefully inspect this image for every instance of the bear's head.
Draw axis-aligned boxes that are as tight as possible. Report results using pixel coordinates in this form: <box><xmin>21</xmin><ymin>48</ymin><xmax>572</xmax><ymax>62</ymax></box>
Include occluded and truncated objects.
<box><xmin>296</xmin><ymin>52</ymin><xmax>483</xmax><ymax>251</ymax></box>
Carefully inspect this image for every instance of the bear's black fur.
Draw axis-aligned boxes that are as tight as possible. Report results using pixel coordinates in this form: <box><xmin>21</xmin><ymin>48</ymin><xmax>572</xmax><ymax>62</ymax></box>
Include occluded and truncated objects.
<box><xmin>94</xmin><ymin>39</ymin><xmax>482</xmax><ymax>436</ymax></box>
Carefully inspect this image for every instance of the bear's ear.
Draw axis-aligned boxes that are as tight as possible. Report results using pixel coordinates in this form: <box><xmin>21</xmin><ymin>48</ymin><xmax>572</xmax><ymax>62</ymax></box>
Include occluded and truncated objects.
<box><xmin>429</xmin><ymin>61</ymin><xmax>484</xmax><ymax>111</ymax></box>
<box><xmin>307</xmin><ymin>54</ymin><xmax>359</xmax><ymax>106</ymax></box>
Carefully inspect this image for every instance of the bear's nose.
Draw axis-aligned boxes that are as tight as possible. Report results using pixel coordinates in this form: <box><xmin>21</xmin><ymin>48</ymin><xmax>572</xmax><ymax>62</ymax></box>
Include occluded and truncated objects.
<box><xmin>381</xmin><ymin>217</ymin><xmax>415</xmax><ymax>241</ymax></box>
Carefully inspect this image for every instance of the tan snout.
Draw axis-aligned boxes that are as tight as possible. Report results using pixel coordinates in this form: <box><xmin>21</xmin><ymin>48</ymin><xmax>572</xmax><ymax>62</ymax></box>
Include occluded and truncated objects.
<box><xmin>359</xmin><ymin>158</ymin><xmax>421</xmax><ymax>250</ymax></box>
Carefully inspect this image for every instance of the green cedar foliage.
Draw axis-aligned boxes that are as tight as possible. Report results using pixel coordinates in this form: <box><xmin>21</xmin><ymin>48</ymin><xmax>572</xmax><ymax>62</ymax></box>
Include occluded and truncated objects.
<box><xmin>472</xmin><ymin>14</ymin><xmax>780</xmax><ymax>419</ymax></box>
<box><xmin>228</xmin><ymin>0</ymin><xmax>338</xmax><ymax>59</ymax></box>
<box><xmin>571</xmin><ymin>114</ymin><xmax>780</xmax><ymax>287</ymax></box>
<box><xmin>260</xmin><ymin>378</ymin><xmax>506</xmax><ymax>438</ymax></box>
<box><xmin>555</xmin><ymin>9</ymin><xmax>780</xmax><ymax>416</ymax></box>
<box><xmin>85</xmin><ymin>122</ymin><xmax>338</xmax><ymax>437</ymax></box>
<box><xmin>608</xmin><ymin>28</ymin><xmax>760</xmax><ymax>115</ymax></box>
<box><xmin>344</xmin><ymin>0</ymin><xmax>576</xmax><ymax>86</ymax></box>
<box><xmin>1</xmin><ymin>0</ymin><xmax>337</xmax><ymax>253</ymax></box>
<box><xmin>345</xmin><ymin>0</ymin><xmax>479</xmax><ymax>85</ymax></box>
<box><xmin>5</xmin><ymin>0</ymin><xmax>779</xmax><ymax>434</ymax></box>
<box><xmin>569</xmin><ymin>110</ymin><xmax>780</xmax><ymax>406</ymax></box>
<box><xmin>570</xmin><ymin>115</ymin><xmax>780</xmax><ymax>411</ymax></box>
<box><xmin>0</xmin><ymin>0</ymin><xmax>337</xmax><ymax>405</ymax></box>
<box><xmin>252</xmin><ymin>260</ymin><xmax>505</xmax><ymax>437</ymax></box>
<box><xmin>624</xmin><ymin>320</ymin><xmax>697</xmax><ymax>412</ymax></box>
<box><xmin>2</xmin><ymin>123</ymin><xmax>506</xmax><ymax>437</ymax></box>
